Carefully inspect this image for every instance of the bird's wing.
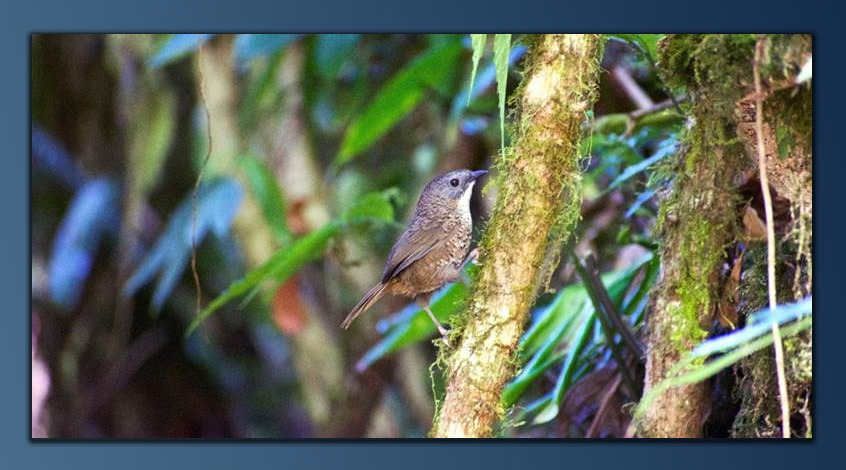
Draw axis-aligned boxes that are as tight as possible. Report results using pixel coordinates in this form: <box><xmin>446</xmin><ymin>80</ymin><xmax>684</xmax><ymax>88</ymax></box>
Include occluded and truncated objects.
<box><xmin>381</xmin><ymin>221</ymin><xmax>445</xmax><ymax>283</ymax></box>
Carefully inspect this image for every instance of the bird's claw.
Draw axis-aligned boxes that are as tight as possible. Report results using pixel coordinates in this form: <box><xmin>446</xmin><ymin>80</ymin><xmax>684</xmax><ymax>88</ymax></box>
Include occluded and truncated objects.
<box><xmin>437</xmin><ymin>326</ymin><xmax>453</xmax><ymax>348</ymax></box>
<box><xmin>467</xmin><ymin>248</ymin><xmax>480</xmax><ymax>266</ymax></box>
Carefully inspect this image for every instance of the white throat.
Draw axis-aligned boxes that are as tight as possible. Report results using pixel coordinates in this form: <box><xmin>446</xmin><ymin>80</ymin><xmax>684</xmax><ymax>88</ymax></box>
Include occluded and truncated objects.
<box><xmin>458</xmin><ymin>180</ymin><xmax>476</xmax><ymax>223</ymax></box>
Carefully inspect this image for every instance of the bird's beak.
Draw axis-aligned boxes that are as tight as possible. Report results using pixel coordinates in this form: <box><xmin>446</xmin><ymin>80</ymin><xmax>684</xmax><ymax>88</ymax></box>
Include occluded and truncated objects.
<box><xmin>469</xmin><ymin>170</ymin><xmax>488</xmax><ymax>181</ymax></box>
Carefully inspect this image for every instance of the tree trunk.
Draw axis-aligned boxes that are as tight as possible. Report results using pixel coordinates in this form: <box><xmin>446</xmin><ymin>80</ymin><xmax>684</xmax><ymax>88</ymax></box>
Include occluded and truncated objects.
<box><xmin>430</xmin><ymin>34</ymin><xmax>602</xmax><ymax>438</ymax></box>
<box><xmin>635</xmin><ymin>34</ymin><xmax>812</xmax><ymax>437</ymax></box>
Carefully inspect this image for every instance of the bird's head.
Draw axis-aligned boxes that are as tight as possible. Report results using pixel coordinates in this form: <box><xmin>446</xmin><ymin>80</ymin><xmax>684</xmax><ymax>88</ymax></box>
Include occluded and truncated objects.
<box><xmin>419</xmin><ymin>169</ymin><xmax>488</xmax><ymax>209</ymax></box>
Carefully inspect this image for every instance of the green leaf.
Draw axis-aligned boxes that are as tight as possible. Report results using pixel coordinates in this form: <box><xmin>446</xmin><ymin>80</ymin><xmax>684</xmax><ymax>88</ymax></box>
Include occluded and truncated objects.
<box><xmin>493</xmin><ymin>34</ymin><xmax>512</xmax><ymax>154</ymax></box>
<box><xmin>532</xmin><ymin>314</ymin><xmax>595</xmax><ymax>424</ymax></box>
<box><xmin>503</xmin><ymin>301</ymin><xmax>592</xmax><ymax>407</ymax></box>
<box><xmin>185</xmin><ymin>189</ymin><xmax>400</xmax><ymax>335</ymax></box>
<box><xmin>342</xmin><ymin>187</ymin><xmax>400</xmax><ymax>225</ymax></box>
<box><xmin>240</xmin><ymin>155</ymin><xmax>292</xmax><ymax>246</ymax></box>
<box><xmin>337</xmin><ymin>41</ymin><xmax>463</xmax><ymax>164</ymax></box>
<box><xmin>503</xmin><ymin>253</ymin><xmax>653</xmax><ymax>410</ymax></box>
<box><xmin>776</xmin><ymin>125</ymin><xmax>793</xmax><ymax>160</ymax></box>
<box><xmin>239</xmin><ymin>51</ymin><xmax>284</xmax><ymax>132</ymax></box>
<box><xmin>186</xmin><ymin>222</ymin><xmax>342</xmax><ymax>336</ymax></box>
<box><xmin>149</xmin><ymin>34</ymin><xmax>213</xmax><ymax>68</ymax></box>
<box><xmin>610</xmin><ymin>34</ymin><xmax>665</xmax><ymax>64</ymax></box>
<box><xmin>520</xmin><ymin>254</ymin><xmax>651</xmax><ymax>360</ymax></box>
<box><xmin>233</xmin><ymin>34</ymin><xmax>301</xmax><ymax>62</ymax></box>
<box><xmin>467</xmin><ymin>34</ymin><xmax>488</xmax><ymax>105</ymax></box>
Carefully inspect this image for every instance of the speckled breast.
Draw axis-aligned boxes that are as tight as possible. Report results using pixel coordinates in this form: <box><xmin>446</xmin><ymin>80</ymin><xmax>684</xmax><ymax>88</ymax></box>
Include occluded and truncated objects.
<box><xmin>393</xmin><ymin>219</ymin><xmax>472</xmax><ymax>297</ymax></box>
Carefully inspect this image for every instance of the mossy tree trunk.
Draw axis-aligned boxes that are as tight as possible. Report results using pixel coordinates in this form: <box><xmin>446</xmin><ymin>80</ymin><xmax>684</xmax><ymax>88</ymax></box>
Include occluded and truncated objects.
<box><xmin>636</xmin><ymin>34</ymin><xmax>812</xmax><ymax>438</ymax></box>
<box><xmin>430</xmin><ymin>34</ymin><xmax>602</xmax><ymax>438</ymax></box>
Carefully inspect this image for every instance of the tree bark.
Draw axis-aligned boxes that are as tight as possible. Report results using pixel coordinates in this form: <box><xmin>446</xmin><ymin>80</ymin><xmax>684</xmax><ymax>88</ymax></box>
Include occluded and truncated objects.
<box><xmin>430</xmin><ymin>34</ymin><xmax>602</xmax><ymax>438</ymax></box>
<box><xmin>635</xmin><ymin>34</ymin><xmax>812</xmax><ymax>438</ymax></box>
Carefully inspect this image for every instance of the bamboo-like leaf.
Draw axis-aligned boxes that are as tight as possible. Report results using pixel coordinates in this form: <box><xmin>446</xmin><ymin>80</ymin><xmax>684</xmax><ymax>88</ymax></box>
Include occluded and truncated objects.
<box><xmin>503</xmin><ymin>253</ymin><xmax>652</xmax><ymax>411</ymax></box>
<box><xmin>186</xmin><ymin>222</ymin><xmax>341</xmax><ymax>336</ymax></box>
<box><xmin>123</xmin><ymin>178</ymin><xmax>243</xmax><ymax>312</ymax></box>
<box><xmin>240</xmin><ymin>155</ymin><xmax>292</xmax><ymax>246</ymax></box>
<box><xmin>633</xmin><ymin>297</ymin><xmax>812</xmax><ymax>422</ymax></box>
<box><xmin>234</xmin><ymin>34</ymin><xmax>301</xmax><ymax>62</ymax></box>
<box><xmin>467</xmin><ymin>34</ymin><xmax>488</xmax><ymax>105</ymax></box>
<box><xmin>503</xmin><ymin>301</ymin><xmax>592</xmax><ymax>407</ymax></box>
<box><xmin>185</xmin><ymin>189</ymin><xmax>399</xmax><ymax>335</ymax></box>
<box><xmin>532</xmin><ymin>315</ymin><xmax>596</xmax><ymax>424</ymax></box>
<box><xmin>49</xmin><ymin>178</ymin><xmax>121</xmax><ymax>311</ymax></box>
<box><xmin>607</xmin><ymin>138</ymin><xmax>677</xmax><ymax>191</ymax></box>
<box><xmin>354</xmin><ymin>275</ymin><xmax>471</xmax><ymax>372</ymax></box>
<box><xmin>337</xmin><ymin>41</ymin><xmax>463</xmax><ymax>164</ymax></box>
<box><xmin>493</xmin><ymin>34</ymin><xmax>512</xmax><ymax>153</ymax></box>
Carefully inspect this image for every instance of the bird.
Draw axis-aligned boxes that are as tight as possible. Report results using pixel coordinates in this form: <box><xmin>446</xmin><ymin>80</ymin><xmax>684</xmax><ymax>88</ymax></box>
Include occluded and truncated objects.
<box><xmin>340</xmin><ymin>169</ymin><xmax>487</xmax><ymax>346</ymax></box>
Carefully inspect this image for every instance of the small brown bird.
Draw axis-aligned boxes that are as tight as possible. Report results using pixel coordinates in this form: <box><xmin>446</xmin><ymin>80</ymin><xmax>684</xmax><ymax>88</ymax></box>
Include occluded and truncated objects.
<box><xmin>340</xmin><ymin>169</ymin><xmax>487</xmax><ymax>344</ymax></box>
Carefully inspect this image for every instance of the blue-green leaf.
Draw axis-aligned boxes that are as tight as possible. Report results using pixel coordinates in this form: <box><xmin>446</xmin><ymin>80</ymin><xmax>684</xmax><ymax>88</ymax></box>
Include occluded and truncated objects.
<box><xmin>532</xmin><ymin>315</ymin><xmax>595</xmax><ymax>424</ymax></box>
<box><xmin>606</xmin><ymin>138</ymin><xmax>677</xmax><ymax>192</ymax></box>
<box><xmin>49</xmin><ymin>178</ymin><xmax>121</xmax><ymax>310</ymax></box>
<box><xmin>234</xmin><ymin>34</ymin><xmax>301</xmax><ymax>62</ymax></box>
<box><xmin>315</xmin><ymin>34</ymin><xmax>360</xmax><ymax>79</ymax></box>
<box><xmin>123</xmin><ymin>178</ymin><xmax>243</xmax><ymax>312</ymax></box>
<box><xmin>150</xmin><ymin>34</ymin><xmax>214</xmax><ymax>68</ymax></box>
<box><xmin>634</xmin><ymin>297</ymin><xmax>812</xmax><ymax>422</ymax></box>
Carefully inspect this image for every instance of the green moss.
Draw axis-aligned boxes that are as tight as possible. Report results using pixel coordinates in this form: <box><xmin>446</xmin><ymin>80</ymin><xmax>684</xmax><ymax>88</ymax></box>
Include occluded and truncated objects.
<box><xmin>660</xmin><ymin>34</ymin><xmax>756</xmax><ymax>119</ymax></box>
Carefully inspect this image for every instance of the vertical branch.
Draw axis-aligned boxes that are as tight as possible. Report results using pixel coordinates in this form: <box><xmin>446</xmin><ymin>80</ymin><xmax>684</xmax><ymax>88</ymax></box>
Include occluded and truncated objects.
<box><xmin>752</xmin><ymin>37</ymin><xmax>791</xmax><ymax>439</ymax></box>
<box><xmin>431</xmin><ymin>34</ymin><xmax>602</xmax><ymax>438</ymax></box>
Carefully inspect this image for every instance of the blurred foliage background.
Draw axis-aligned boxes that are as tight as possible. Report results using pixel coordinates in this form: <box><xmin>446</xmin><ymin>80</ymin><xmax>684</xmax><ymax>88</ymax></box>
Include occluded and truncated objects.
<box><xmin>30</xmin><ymin>34</ymin><xmax>810</xmax><ymax>438</ymax></box>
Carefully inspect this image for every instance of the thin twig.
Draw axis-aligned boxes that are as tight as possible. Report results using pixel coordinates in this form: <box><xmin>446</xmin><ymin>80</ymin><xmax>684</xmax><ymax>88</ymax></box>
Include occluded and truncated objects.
<box><xmin>629</xmin><ymin>95</ymin><xmax>685</xmax><ymax>121</ymax></box>
<box><xmin>753</xmin><ymin>36</ymin><xmax>791</xmax><ymax>439</ymax></box>
<box><xmin>192</xmin><ymin>40</ymin><xmax>214</xmax><ymax>319</ymax></box>
<box><xmin>583</xmin><ymin>255</ymin><xmax>646</xmax><ymax>360</ymax></box>
<box><xmin>611</xmin><ymin>65</ymin><xmax>654</xmax><ymax>111</ymax></box>
<box><xmin>572</xmin><ymin>255</ymin><xmax>639</xmax><ymax>397</ymax></box>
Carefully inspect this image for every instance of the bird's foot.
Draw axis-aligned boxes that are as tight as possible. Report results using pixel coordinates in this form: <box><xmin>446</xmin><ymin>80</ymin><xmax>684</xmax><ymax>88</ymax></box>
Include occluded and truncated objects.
<box><xmin>436</xmin><ymin>326</ymin><xmax>453</xmax><ymax>348</ymax></box>
<box><xmin>464</xmin><ymin>248</ymin><xmax>480</xmax><ymax>267</ymax></box>
<box><xmin>470</xmin><ymin>248</ymin><xmax>480</xmax><ymax>265</ymax></box>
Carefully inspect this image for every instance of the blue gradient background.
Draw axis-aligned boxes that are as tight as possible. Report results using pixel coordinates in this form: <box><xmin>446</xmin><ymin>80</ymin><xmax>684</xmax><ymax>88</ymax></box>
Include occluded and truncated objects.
<box><xmin>5</xmin><ymin>1</ymin><xmax>839</xmax><ymax>468</ymax></box>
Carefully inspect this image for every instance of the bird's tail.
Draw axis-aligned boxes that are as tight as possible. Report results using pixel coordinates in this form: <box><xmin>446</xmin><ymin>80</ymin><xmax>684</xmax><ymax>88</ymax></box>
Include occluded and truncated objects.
<box><xmin>341</xmin><ymin>282</ymin><xmax>388</xmax><ymax>329</ymax></box>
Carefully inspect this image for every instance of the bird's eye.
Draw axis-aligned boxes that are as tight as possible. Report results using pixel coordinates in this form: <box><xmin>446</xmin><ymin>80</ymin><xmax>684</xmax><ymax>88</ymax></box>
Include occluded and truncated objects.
<box><xmin>450</xmin><ymin>178</ymin><xmax>460</xmax><ymax>187</ymax></box>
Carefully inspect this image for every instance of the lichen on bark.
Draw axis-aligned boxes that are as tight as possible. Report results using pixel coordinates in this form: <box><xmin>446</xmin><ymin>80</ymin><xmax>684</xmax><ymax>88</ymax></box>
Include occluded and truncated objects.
<box><xmin>430</xmin><ymin>34</ymin><xmax>602</xmax><ymax>438</ymax></box>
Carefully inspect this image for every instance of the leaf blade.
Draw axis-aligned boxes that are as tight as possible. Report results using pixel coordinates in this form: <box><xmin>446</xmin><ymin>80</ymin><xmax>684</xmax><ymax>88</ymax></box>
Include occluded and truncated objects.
<box><xmin>493</xmin><ymin>34</ymin><xmax>512</xmax><ymax>154</ymax></box>
<box><xmin>467</xmin><ymin>34</ymin><xmax>488</xmax><ymax>105</ymax></box>
<box><xmin>337</xmin><ymin>42</ymin><xmax>463</xmax><ymax>164</ymax></box>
